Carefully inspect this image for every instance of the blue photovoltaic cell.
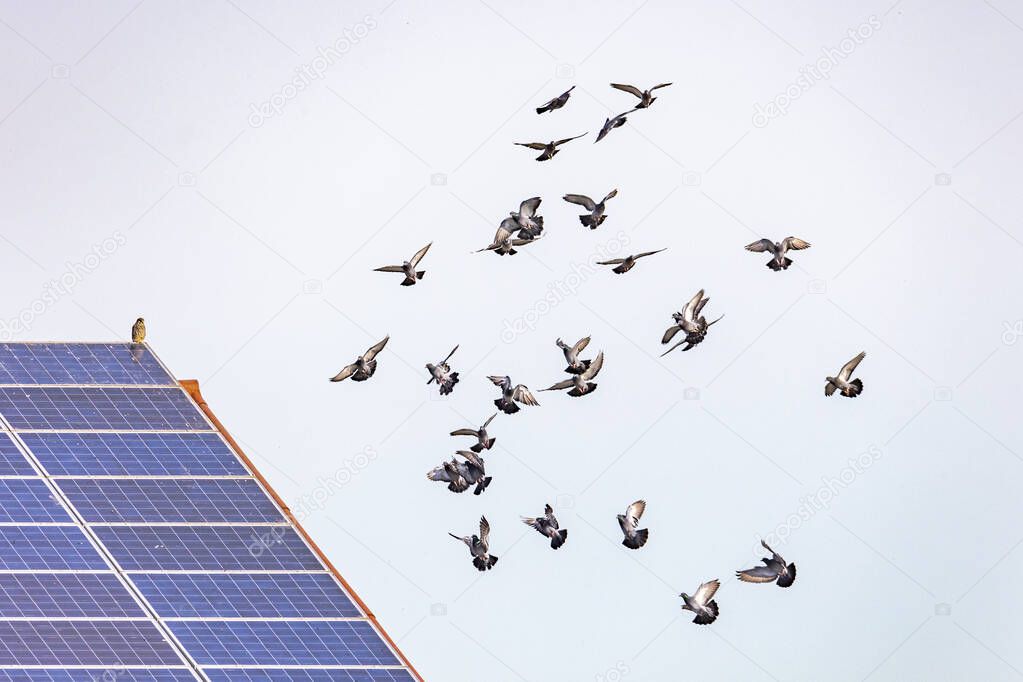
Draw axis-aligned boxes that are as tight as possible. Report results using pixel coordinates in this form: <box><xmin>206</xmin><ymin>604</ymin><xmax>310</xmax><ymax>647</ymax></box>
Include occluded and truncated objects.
<box><xmin>0</xmin><ymin>573</ymin><xmax>144</xmax><ymax>618</ymax></box>
<box><xmin>0</xmin><ymin>387</ymin><xmax>210</xmax><ymax>431</ymax></box>
<box><xmin>95</xmin><ymin>526</ymin><xmax>320</xmax><ymax>571</ymax></box>
<box><xmin>206</xmin><ymin>671</ymin><xmax>415</xmax><ymax>682</ymax></box>
<box><xmin>132</xmin><ymin>574</ymin><xmax>359</xmax><ymax>618</ymax></box>
<box><xmin>0</xmin><ymin>672</ymin><xmax>195</xmax><ymax>682</ymax></box>
<box><xmin>0</xmin><ymin>479</ymin><xmax>71</xmax><ymax>523</ymax></box>
<box><xmin>0</xmin><ymin>526</ymin><xmax>106</xmax><ymax>570</ymax></box>
<box><xmin>0</xmin><ymin>343</ymin><xmax>173</xmax><ymax>386</ymax></box>
<box><xmin>58</xmin><ymin>479</ymin><xmax>282</xmax><ymax>524</ymax></box>
<box><xmin>169</xmin><ymin>621</ymin><xmax>399</xmax><ymax>666</ymax></box>
<box><xmin>0</xmin><ymin>621</ymin><xmax>182</xmax><ymax>665</ymax></box>
<box><xmin>21</xmin><ymin>432</ymin><xmax>246</xmax><ymax>476</ymax></box>
<box><xmin>0</xmin><ymin>432</ymin><xmax>34</xmax><ymax>475</ymax></box>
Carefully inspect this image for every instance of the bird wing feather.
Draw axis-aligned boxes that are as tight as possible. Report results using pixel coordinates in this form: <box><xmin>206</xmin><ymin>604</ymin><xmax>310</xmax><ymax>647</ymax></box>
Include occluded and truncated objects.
<box><xmin>562</xmin><ymin>194</ymin><xmax>596</xmax><ymax>210</ymax></box>
<box><xmin>409</xmin><ymin>242</ymin><xmax>432</xmax><ymax>267</ymax></box>
<box><xmin>838</xmin><ymin>351</ymin><xmax>866</xmax><ymax>381</ymax></box>
<box><xmin>745</xmin><ymin>239</ymin><xmax>776</xmax><ymax>253</ymax></box>
<box><xmin>363</xmin><ymin>336</ymin><xmax>389</xmax><ymax>361</ymax></box>
<box><xmin>610</xmin><ymin>83</ymin><xmax>644</xmax><ymax>98</ymax></box>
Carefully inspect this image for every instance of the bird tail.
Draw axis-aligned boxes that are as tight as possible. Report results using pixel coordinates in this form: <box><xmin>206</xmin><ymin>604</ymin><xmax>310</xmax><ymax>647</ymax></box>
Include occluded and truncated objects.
<box><xmin>550</xmin><ymin>529</ymin><xmax>568</xmax><ymax>550</ymax></box>
<box><xmin>779</xmin><ymin>257</ymin><xmax>793</xmax><ymax>270</ymax></box>
<box><xmin>439</xmin><ymin>373</ymin><xmax>460</xmax><ymax>395</ymax></box>
<box><xmin>844</xmin><ymin>379</ymin><xmax>863</xmax><ymax>397</ymax></box>
<box><xmin>578</xmin><ymin>214</ymin><xmax>594</xmax><ymax>228</ymax></box>
<box><xmin>495</xmin><ymin>398</ymin><xmax>520</xmax><ymax>414</ymax></box>
<box><xmin>565</xmin><ymin>359</ymin><xmax>590</xmax><ymax>375</ymax></box>
<box><xmin>612</xmin><ymin>264</ymin><xmax>627</xmax><ymax>274</ymax></box>
<box><xmin>473</xmin><ymin>476</ymin><xmax>493</xmax><ymax>496</ymax></box>
<box><xmin>777</xmin><ymin>563</ymin><xmax>796</xmax><ymax>588</ymax></box>
<box><xmin>568</xmin><ymin>383</ymin><xmax>597</xmax><ymax>397</ymax></box>
<box><xmin>693</xmin><ymin>600</ymin><xmax>719</xmax><ymax>625</ymax></box>
<box><xmin>766</xmin><ymin>260</ymin><xmax>782</xmax><ymax>271</ymax></box>
<box><xmin>473</xmin><ymin>555</ymin><xmax>498</xmax><ymax>571</ymax></box>
<box><xmin>535</xmin><ymin>105</ymin><xmax>548</xmax><ymax>114</ymax></box>
<box><xmin>622</xmin><ymin>528</ymin><xmax>649</xmax><ymax>549</ymax></box>
<box><xmin>400</xmin><ymin>276</ymin><xmax>416</xmax><ymax>286</ymax></box>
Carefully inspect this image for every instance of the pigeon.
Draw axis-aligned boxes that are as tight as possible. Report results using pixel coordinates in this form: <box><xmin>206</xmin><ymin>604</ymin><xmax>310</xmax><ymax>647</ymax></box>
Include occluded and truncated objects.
<box><xmin>661</xmin><ymin>289</ymin><xmax>723</xmax><ymax>355</ymax></box>
<box><xmin>556</xmin><ymin>336</ymin><xmax>592</xmax><ymax>374</ymax></box>
<box><xmin>450</xmin><ymin>413</ymin><xmax>498</xmax><ymax>453</ymax></box>
<box><xmin>617</xmin><ymin>499</ymin><xmax>649</xmax><ymax>549</ymax></box>
<box><xmin>131</xmin><ymin>317</ymin><xmax>146</xmax><ymax>343</ymax></box>
<box><xmin>745</xmin><ymin>237</ymin><xmax>811</xmax><ymax>271</ymax></box>
<box><xmin>488</xmin><ymin>375</ymin><xmax>540</xmax><ymax>414</ymax></box>
<box><xmin>450</xmin><ymin>516</ymin><xmax>498</xmax><ymax>571</ymax></box>
<box><xmin>476</xmin><ymin>223</ymin><xmax>540</xmax><ymax>256</ymax></box>
<box><xmin>610</xmin><ymin>82</ymin><xmax>672</xmax><ymax>109</ymax></box>
<box><xmin>543</xmin><ymin>351</ymin><xmax>603</xmax><ymax>397</ymax></box>
<box><xmin>562</xmin><ymin>189</ymin><xmax>618</xmax><ymax>229</ymax></box>
<box><xmin>426</xmin><ymin>345</ymin><xmax>460</xmax><ymax>395</ymax></box>
<box><xmin>426</xmin><ymin>457</ymin><xmax>469</xmax><ymax>493</ymax></box>
<box><xmin>447</xmin><ymin>449</ymin><xmax>492</xmax><ymax>496</ymax></box>
<box><xmin>825</xmin><ymin>351</ymin><xmax>865</xmax><ymax>398</ymax></box>
<box><xmin>736</xmin><ymin>540</ymin><xmax>796</xmax><ymax>588</ymax></box>
<box><xmin>373</xmin><ymin>242</ymin><xmax>432</xmax><ymax>286</ymax></box>
<box><xmin>596</xmin><ymin>249</ymin><xmax>666</xmax><ymax>274</ymax></box>
<box><xmin>536</xmin><ymin>86</ymin><xmax>575</xmax><ymax>114</ymax></box>
<box><xmin>522</xmin><ymin>504</ymin><xmax>568</xmax><ymax>550</ymax></box>
<box><xmin>329</xmin><ymin>336</ymin><xmax>389</xmax><ymax>382</ymax></box>
<box><xmin>679</xmin><ymin>579</ymin><xmax>721</xmax><ymax>625</ymax></box>
<box><xmin>595</xmin><ymin>110</ymin><xmax>635</xmax><ymax>143</ymax></box>
<box><xmin>514</xmin><ymin>133</ymin><xmax>587</xmax><ymax>161</ymax></box>
<box><xmin>509</xmin><ymin>197</ymin><xmax>544</xmax><ymax>239</ymax></box>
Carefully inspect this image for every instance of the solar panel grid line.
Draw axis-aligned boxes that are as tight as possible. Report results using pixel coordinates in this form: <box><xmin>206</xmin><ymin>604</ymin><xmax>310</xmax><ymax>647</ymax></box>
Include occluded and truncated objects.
<box><xmin>0</xmin><ymin>343</ymin><xmax>175</xmax><ymax>387</ymax></box>
<box><xmin>120</xmin><ymin>571</ymin><xmax>331</xmax><ymax>576</ymax></box>
<box><xmin>0</xmin><ymin>523</ymin><xmax>78</xmax><ymax>527</ymax></box>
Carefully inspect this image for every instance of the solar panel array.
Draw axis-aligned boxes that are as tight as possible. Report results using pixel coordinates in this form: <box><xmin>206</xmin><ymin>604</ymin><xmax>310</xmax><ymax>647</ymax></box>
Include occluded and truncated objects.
<box><xmin>0</xmin><ymin>343</ymin><xmax>419</xmax><ymax>682</ymax></box>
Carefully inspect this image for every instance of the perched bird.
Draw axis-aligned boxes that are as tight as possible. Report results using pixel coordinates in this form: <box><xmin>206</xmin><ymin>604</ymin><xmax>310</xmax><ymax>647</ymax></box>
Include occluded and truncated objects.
<box><xmin>488</xmin><ymin>375</ymin><xmax>540</xmax><ymax>414</ymax></box>
<box><xmin>736</xmin><ymin>539</ymin><xmax>796</xmax><ymax>588</ymax></box>
<box><xmin>449</xmin><ymin>516</ymin><xmax>498</xmax><ymax>571</ymax></box>
<box><xmin>514</xmin><ymin>133</ymin><xmax>587</xmax><ymax>161</ymax></box>
<box><xmin>610</xmin><ymin>82</ymin><xmax>672</xmax><ymax>109</ymax></box>
<box><xmin>744</xmin><ymin>237</ymin><xmax>811</xmax><ymax>271</ymax></box>
<box><xmin>617</xmin><ymin>499</ymin><xmax>649</xmax><ymax>549</ymax></box>
<box><xmin>595</xmin><ymin>111</ymin><xmax>635</xmax><ymax>143</ymax></box>
<box><xmin>425</xmin><ymin>450</ymin><xmax>492</xmax><ymax>496</ymax></box>
<box><xmin>522</xmin><ymin>504</ymin><xmax>568</xmax><ymax>550</ymax></box>
<box><xmin>661</xmin><ymin>289</ymin><xmax>723</xmax><ymax>355</ymax></box>
<box><xmin>536</xmin><ymin>86</ymin><xmax>575</xmax><ymax>114</ymax></box>
<box><xmin>329</xmin><ymin>336</ymin><xmax>389</xmax><ymax>382</ymax></box>
<box><xmin>131</xmin><ymin>318</ymin><xmax>146</xmax><ymax>343</ymax></box>
<box><xmin>556</xmin><ymin>336</ymin><xmax>592</xmax><ymax>374</ymax></box>
<box><xmin>596</xmin><ymin>248</ymin><xmax>666</xmax><ymax>274</ymax></box>
<box><xmin>509</xmin><ymin>197</ymin><xmax>544</xmax><ymax>239</ymax></box>
<box><xmin>825</xmin><ymin>351</ymin><xmax>866</xmax><ymax>398</ymax></box>
<box><xmin>476</xmin><ymin>223</ymin><xmax>540</xmax><ymax>256</ymax></box>
<box><xmin>426</xmin><ymin>345</ymin><xmax>460</xmax><ymax>395</ymax></box>
<box><xmin>562</xmin><ymin>189</ymin><xmax>618</xmax><ymax>229</ymax></box>
<box><xmin>679</xmin><ymin>579</ymin><xmax>721</xmax><ymax>625</ymax></box>
<box><xmin>450</xmin><ymin>413</ymin><xmax>498</xmax><ymax>453</ymax></box>
<box><xmin>373</xmin><ymin>243</ymin><xmax>432</xmax><ymax>286</ymax></box>
<box><xmin>543</xmin><ymin>351</ymin><xmax>604</xmax><ymax>397</ymax></box>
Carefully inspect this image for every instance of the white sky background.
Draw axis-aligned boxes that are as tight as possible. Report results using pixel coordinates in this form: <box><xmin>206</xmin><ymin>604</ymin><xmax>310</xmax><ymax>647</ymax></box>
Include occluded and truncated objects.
<box><xmin>1</xmin><ymin>0</ymin><xmax>1022</xmax><ymax>679</ymax></box>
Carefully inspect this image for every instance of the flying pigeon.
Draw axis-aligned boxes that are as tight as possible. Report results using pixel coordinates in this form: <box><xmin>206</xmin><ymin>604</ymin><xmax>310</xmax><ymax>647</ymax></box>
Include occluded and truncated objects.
<box><xmin>825</xmin><ymin>351</ymin><xmax>865</xmax><ymax>398</ymax></box>
<box><xmin>329</xmin><ymin>336</ymin><xmax>389</xmax><ymax>382</ymax></box>
<box><xmin>131</xmin><ymin>317</ymin><xmax>146</xmax><ymax>343</ymax></box>
<box><xmin>536</xmin><ymin>86</ymin><xmax>575</xmax><ymax>114</ymax></box>
<box><xmin>679</xmin><ymin>579</ymin><xmax>721</xmax><ymax>625</ymax></box>
<box><xmin>476</xmin><ymin>222</ymin><xmax>540</xmax><ymax>256</ymax></box>
<box><xmin>736</xmin><ymin>539</ymin><xmax>796</xmax><ymax>588</ymax></box>
<box><xmin>373</xmin><ymin>242</ymin><xmax>432</xmax><ymax>286</ymax></box>
<box><xmin>426</xmin><ymin>345</ymin><xmax>460</xmax><ymax>395</ymax></box>
<box><xmin>661</xmin><ymin>289</ymin><xmax>723</xmax><ymax>355</ymax></box>
<box><xmin>522</xmin><ymin>504</ymin><xmax>568</xmax><ymax>550</ymax></box>
<box><xmin>426</xmin><ymin>457</ymin><xmax>468</xmax><ymax>493</ymax></box>
<box><xmin>514</xmin><ymin>133</ymin><xmax>587</xmax><ymax>161</ymax></box>
<box><xmin>450</xmin><ymin>413</ymin><xmax>498</xmax><ymax>453</ymax></box>
<box><xmin>509</xmin><ymin>197</ymin><xmax>544</xmax><ymax>239</ymax></box>
<box><xmin>543</xmin><ymin>351</ymin><xmax>604</xmax><ymax>397</ymax></box>
<box><xmin>595</xmin><ymin>111</ymin><xmax>635</xmax><ymax>143</ymax></box>
<box><xmin>427</xmin><ymin>450</ymin><xmax>492</xmax><ymax>496</ymax></box>
<box><xmin>610</xmin><ymin>82</ymin><xmax>672</xmax><ymax>109</ymax></box>
<box><xmin>450</xmin><ymin>516</ymin><xmax>498</xmax><ymax>571</ymax></box>
<box><xmin>556</xmin><ymin>336</ymin><xmax>592</xmax><ymax>374</ymax></box>
<box><xmin>596</xmin><ymin>248</ymin><xmax>666</xmax><ymax>274</ymax></box>
<box><xmin>488</xmin><ymin>375</ymin><xmax>540</xmax><ymax>414</ymax></box>
<box><xmin>562</xmin><ymin>189</ymin><xmax>618</xmax><ymax>229</ymax></box>
<box><xmin>745</xmin><ymin>237</ymin><xmax>811</xmax><ymax>271</ymax></box>
<box><xmin>617</xmin><ymin>499</ymin><xmax>649</xmax><ymax>549</ymax></box>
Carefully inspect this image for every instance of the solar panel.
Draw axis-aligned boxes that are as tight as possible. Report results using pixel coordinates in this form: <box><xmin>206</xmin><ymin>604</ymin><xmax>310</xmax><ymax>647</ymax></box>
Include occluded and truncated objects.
<box><xmin>0</xmin><ymin>343</ymin><xmax>173</xmax><ymax>386</ymax></box>
<box><xmin>0</xmin><ymin>343</ymin><xmax>421</xmax><ymax>681</ymax></box>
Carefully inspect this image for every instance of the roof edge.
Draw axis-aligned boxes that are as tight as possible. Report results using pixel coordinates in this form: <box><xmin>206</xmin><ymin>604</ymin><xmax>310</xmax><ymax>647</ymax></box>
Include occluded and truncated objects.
<box><xmin>179</xmin><ymin>379</ymin><xmax>425</xmax><ymax>682</ymax></box>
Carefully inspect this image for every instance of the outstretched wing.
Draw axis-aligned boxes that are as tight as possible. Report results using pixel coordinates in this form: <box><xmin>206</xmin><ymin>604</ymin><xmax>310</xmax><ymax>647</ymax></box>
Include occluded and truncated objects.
<box><xmin>427</xmin><ymin>464</ymin><xmax>455</xmax><ymax>482</ymax></box>
<box><xmin>572</xmin><ymin>336</ymin><xmax>591</xmax><ymax>355</ymax></box>
<box><xmin>479</xmin><ymin>516</ymin><xmax>491</xmax><ymax>551</ymax></box>
<box><xmin>363</xmin><ymin>336</ymin><xmax>389</xmax><ymax>361</ymax></box>
<box><xmin>482</xmin><ymin>412</ymin><xmax>498</xmax><ymax>428</ymax></box>
<box><xmin>409</xmin><ymin>242</ymin><xmax>432</xmax><ymax>267</ymax></box>
<box><xmin>515</xmin><ymin>142</ymin><xmax>548</xmax><ymax>150</ymax></box>
<box><xmin>563</xmin><ymin>194</ymin><xmax>596</xmax><ymax>210</ymax></box>
<box><xmin>626</xmin><ymin>499</ymin><xmax>646</xmax><ymax>523</ymax></box>
<box><xmin>783</xmin><ymin>236</ymin><xmax>811</xmax><ymax>251</ymax></box>
<box><xmin>543</xmin><ymin>378</ymin><xmax>576</xmax><ymax>392</ymax></box>
<box><xmin>838</xmin><ymin>351</ymin><xmax>866</xmax><ymax>381</ymax></box>
<box><xmin>610</xmin><ymin>82</ymin><xmax>644</xmax><ymax>98</ymax></box>
<box><xmin>512</xmin><ymin>385</ymin><xmax>539</xmax><ymax>406</ymax></box>
<box><xmin>682</xmin><ymin>289</ymin><xmax>705</xmax><ymax>323</ymax></box>
<box><xmin>694</xmin><ymin>579</ymin><xmax>720</xmax><ymax>606</ymax></box>
<box><xmin>449</xmin><ymin>428</ymin><xmax>478</xmax><ymax>437</ymax></box>
<box><xmin>373</xmin><ymin>265</ymin><xmax>404</xmax><ymax>273</ymax></box>
<box><xmin>554</xmin><ymin>133</ymin><xmax>586</xmax><ymax>146</ymax></box>
<box><xmin>736</xmin><ymin>566</ymin><xmax>777</xmax><ymax>583</ymax></box>
<box><xmin>760</xmin><ymin>539</ymin><xmax>785</xmax><ymax>564</ymax></box>
<box><xmin>329</xmin><ymin>363</ymin><xmax>357</xmax><ymax>382</ymax></box>
<box><xmin>518</xmin><ymin>197</ymin><xmax>542</xmax><ymax>218</ymax></box>
<box><xmin>745</xmin><ymin>239</ymin><xmax>776</xmax><ymax>254</ymax></box>
<box><xmin>487</xmin><ymin>375</ymin><xmax>510</xmax><ymax>388</ymax></box>
<box><xmin>602</xmin><ymin>188</ymin><xmax>619</xmax><ymax>203</ymax></box>
<box><xmin>597</xmin><ymin>258</ymin><xmax>626</xmax><ymax>266</ymax></box>
<box><xmin>825</xmin><ymin>381</ymin><xmax>837</xmax><ymax>397</ymax></box>
<box><xmin>441</xmin><ymin>344</ymin><xmax>459</xmax><ymax>364</ymax></box>
<box><xmin>662</xmin><ymin>325</ymin><xmax>682</xmax><ymax>344</ymax></box>
<box><xmin>650</xmin><ymin>82</ymin><xmax>673</xmax><ymax>91</ymax></box>
<box><xmin>633</xmin><ymin>248</ymin><xmax>666</xmax><ymax>259</ymax></box>
<box><xmin>581</xmin><ymin>351</ymin><xmax>604</xmax><ymax>380</ymax></box>
<box><xmin>544</xmin><ymin>504</ymin><xmax>557</xmax><ymax>527</ymax></box>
